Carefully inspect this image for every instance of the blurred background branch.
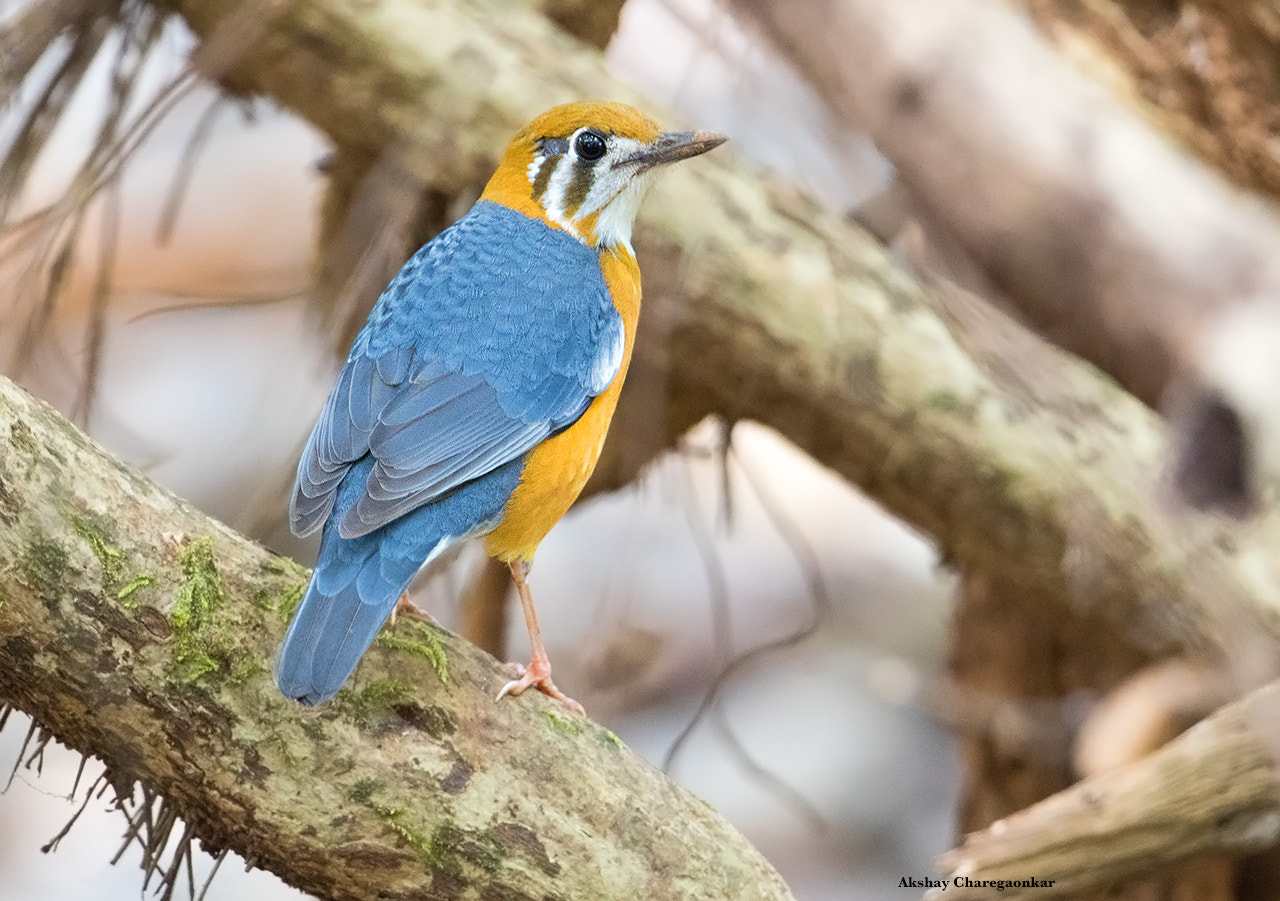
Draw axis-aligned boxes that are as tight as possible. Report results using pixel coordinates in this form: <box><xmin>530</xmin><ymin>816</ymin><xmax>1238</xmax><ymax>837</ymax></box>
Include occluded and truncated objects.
<box><xmin>939</xmin><ymin>675</ymin><xmax>1280</xmax><ymax>899</ymax></box>
<box><xmin>729</xmin><ymin>0</ymin><xmax>1280</xmax><ymax>516</ymax></box>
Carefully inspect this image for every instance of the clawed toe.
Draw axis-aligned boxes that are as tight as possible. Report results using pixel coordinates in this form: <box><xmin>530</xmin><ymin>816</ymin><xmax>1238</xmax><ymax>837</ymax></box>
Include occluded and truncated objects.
<box><xmin>497</xmin><ymin>658</ymin><xmax>583</xmax><ymax>714</ymax></box>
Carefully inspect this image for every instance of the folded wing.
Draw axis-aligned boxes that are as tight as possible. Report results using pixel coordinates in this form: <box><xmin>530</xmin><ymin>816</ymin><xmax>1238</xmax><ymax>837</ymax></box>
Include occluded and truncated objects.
<box><xmin>290</xmin><ymin>201</ymin><xmax>625</xmax><ymax>540</ymax></box>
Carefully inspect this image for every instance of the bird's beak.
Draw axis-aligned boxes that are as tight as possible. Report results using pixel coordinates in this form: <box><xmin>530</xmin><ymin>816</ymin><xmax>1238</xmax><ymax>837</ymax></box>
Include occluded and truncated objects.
<box><xmin>626</xmin><ymin>129</ymin><xmax>727</xmax><ymax>173</ymax></box>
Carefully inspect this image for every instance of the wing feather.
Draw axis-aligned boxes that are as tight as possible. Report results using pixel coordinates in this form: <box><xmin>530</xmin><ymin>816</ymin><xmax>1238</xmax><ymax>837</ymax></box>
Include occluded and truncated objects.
<box><xmin>290</xmin><ymin>201</ymin><xmax>625</xmax><ymax>541</ymax></box>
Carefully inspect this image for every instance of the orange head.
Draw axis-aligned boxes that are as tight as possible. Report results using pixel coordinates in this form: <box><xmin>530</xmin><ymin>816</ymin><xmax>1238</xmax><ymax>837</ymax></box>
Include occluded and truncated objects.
<box><xmin>481</xmin><ymin>101</ymin><xmax>725</xmax><ymax>251</ymax></box>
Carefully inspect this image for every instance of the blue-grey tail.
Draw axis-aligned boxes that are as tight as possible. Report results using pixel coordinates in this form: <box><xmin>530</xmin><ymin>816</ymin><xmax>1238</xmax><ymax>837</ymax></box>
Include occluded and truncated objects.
<box><xmin>275</xmin><ymin>527</ymin><xmax>435</xmax><ymax>706</ymax></box>
<box><xmin>277</xmin><ymin>452</ymin><xmax>526</xmax><ymax>705</ymax></box>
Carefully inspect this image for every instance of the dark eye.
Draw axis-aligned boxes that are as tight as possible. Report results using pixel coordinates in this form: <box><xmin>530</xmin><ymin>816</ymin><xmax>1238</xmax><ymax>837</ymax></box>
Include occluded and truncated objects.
<box><xmin>574</xmin><ymin>130</ymin><xmax>607</xmax><ymax>162</ymax></box>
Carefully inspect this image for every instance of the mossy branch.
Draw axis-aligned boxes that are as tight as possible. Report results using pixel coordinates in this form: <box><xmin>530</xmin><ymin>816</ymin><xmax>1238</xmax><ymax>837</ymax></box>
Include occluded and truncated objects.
<box><xmin>0</xmin><ymin>375</ymin><xmax>792</xmax><ymax>900</ymax></box>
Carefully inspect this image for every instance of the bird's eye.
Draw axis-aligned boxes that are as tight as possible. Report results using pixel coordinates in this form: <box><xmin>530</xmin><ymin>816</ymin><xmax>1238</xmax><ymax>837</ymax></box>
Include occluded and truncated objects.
<box><xmin>574</xmin><ymin>130</ymin><xmax>607</xmax><ymax>162</ymax></box>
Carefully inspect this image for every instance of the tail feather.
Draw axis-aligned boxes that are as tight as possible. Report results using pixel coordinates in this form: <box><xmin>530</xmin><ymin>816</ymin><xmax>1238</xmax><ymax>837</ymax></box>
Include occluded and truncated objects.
<box><xmin>275</xmin><ymin>530</ymin><xmax>431</xmax><ymax>706</ymax></box>
<box><xmin>276</xmin><ymin>453</ymin><xmax>525</xmax><ymax>706</ymax></box>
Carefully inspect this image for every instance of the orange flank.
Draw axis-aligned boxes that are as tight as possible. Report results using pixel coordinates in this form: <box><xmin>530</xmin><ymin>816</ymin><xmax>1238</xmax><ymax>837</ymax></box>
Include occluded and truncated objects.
<box><xmin>484</xmin><ymin>243</ymin><xmax>642</xmax><ymax>563</ymax></box>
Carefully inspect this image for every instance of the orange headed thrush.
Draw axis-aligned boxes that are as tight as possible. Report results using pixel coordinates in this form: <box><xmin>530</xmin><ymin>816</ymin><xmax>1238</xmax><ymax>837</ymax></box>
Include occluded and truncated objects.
<box><xmin>276</xmin><ymin>102</ymin><xmax>725</xmax><ymax>711</ymax></box>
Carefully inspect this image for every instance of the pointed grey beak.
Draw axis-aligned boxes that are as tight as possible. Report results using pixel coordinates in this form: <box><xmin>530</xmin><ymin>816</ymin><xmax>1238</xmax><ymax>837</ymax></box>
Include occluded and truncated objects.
<box><xmin>625</xmin><ymin>129</ymin><xmax>727</xmax><ymax>173</ymax></box>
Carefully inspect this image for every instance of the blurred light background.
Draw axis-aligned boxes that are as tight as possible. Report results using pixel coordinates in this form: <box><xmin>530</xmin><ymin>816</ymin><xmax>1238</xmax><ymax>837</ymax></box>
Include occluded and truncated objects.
<box><xmin>0</xmin><ymin>0</ymin><xmax>958</xmax><ymax>898</ymax></box>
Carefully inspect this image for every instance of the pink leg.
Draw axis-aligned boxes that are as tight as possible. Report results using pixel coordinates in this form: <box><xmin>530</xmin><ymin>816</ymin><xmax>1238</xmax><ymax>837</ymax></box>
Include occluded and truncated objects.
<box><xmin>389</xmin><ymin>590</ymin><xmax>431</xmax><ymax>626</ymax></box>
<box><xmin>497</xmin><ymin>560</ymin><xmax>583</xmax><ymax>714</ymax></box>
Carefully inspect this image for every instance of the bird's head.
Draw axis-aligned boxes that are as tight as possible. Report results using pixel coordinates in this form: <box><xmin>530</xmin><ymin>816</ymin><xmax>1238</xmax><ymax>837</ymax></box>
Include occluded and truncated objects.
<box><xmin>481</xmin><ymin>101</ymin><xmax>726</xmax><ymax>252</ymax></box>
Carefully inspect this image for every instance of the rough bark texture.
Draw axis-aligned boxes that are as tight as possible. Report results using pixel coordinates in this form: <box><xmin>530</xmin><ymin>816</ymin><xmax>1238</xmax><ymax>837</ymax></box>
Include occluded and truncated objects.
<box><xmin>716</xmin><ymin>3</ymin><xmax>1280</xmax><ymax>896</ymax></box>
<box><xmin>926</xmin><ymin>275</ymin><xmax>1263</xmax><ymax>899</ymax></box>
<box><xmin>729</xmin><ymin>0</ymin><xmax>1280</xmax><ymax>518</ymax></box>
<box><xmin>946</xmin><ymin>570</ymin><xmax>1241</xmax><ymax>900</ymax></box>
<box><xmin>1019</xmin><ymin>0</ymin><xmax>1280</xmax><ymax>519</ymax></box>
<box><xmin>0</xmin><ymin>375</ymin><xmax>793</xmax><ymax>901</ymax></box>
<box><xmin>947</xmin><ymin>569</ymin><xmax>1150</xmax><ymax>833</ymax></box>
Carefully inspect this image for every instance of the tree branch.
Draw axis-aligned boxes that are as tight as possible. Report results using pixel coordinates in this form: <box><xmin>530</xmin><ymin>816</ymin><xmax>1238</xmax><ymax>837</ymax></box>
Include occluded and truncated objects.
<box><xmin>0</xmin><ymin>374</ymin><xmax>792</xmax><ymax>899</ymax></box>
<box><xmin>936</xmin><ymin>677</ymin><xmax>1280</xmax><ymax>899</ymax></box>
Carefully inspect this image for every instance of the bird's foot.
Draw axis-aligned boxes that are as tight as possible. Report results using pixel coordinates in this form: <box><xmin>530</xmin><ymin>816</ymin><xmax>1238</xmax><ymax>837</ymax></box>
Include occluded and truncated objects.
<box><xmin>497</xmin><ymin>654</ymin><xmax>584</xmax><ymax>714</ymax></box>
<box><xmin>389</xmin><ymin>591</ymin><xmax>432</xmax><ymax>626</ymax></box>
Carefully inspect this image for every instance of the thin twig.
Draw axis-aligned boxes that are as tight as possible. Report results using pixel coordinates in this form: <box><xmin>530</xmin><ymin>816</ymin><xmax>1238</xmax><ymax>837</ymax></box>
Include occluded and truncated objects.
<box><xmin>155</xmin><ymin>93</ymin><xmax>225</xmax><ymax>244</ymax></box>
<box><xmin>41</xmin><ymin>771</ymin><xmax>109</xmax><ymax>854</ymax></box>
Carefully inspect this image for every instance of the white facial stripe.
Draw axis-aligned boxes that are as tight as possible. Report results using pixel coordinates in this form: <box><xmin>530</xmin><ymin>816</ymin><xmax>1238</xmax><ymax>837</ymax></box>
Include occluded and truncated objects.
<box><xmin>533</xmin><ymin>134</ymin><xmax>660</xmax><ymax>249</ymax></box>
<box><xmin>540</xmin><ymin>155</ymin><xmax>581</xmax><ymax>239</ymax></box>
<box><xmin>527</xmin><ymin>154</ymin><xmax>545</xmax><ymax>185</ymax></box>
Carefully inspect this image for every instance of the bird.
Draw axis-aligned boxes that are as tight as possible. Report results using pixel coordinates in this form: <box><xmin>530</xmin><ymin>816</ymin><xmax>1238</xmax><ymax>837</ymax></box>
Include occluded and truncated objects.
<box><xmin>275</xmin><ymin>101</ymin><xmax>726</xmax><ymax>712</ymax></box>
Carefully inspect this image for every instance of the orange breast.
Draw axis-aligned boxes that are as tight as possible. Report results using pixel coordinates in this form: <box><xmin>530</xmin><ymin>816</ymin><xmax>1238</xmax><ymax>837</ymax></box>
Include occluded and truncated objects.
<box><xmin>484</xmin><ymin>245</ymin><xmax>641</xmax><ymax>563</ymax></box>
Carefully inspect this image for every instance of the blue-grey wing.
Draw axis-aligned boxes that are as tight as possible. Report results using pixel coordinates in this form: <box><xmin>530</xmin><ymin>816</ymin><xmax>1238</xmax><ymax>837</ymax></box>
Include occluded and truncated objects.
<box><xmin>291</xmin><ymin>345</ymin><xmax>413</xmax><ymax>535</ymax></box>
<box><xmin>290</xmin><ymin>201</ymin><xmax>625</xmax><ymax>540</ymax></box>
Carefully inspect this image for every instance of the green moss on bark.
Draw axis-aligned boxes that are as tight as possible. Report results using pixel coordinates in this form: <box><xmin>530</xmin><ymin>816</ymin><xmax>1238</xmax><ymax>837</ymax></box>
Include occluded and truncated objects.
<box><xmin>168</xmin><ymin>536</ymin><xmax>229</xmax><ymax>684</ymax></box>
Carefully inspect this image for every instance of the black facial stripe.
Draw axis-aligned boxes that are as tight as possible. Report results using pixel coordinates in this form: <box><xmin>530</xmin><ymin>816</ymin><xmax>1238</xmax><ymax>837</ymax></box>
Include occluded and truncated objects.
<box><xmin>563</xmin><ymin>162</ymin><xmax>593</xmax><ymax>215</ymax></box>
<box><xmin>531</xmin><ymin>157</ymin><xmax>556</xmax><ymax>202</ymax></box>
